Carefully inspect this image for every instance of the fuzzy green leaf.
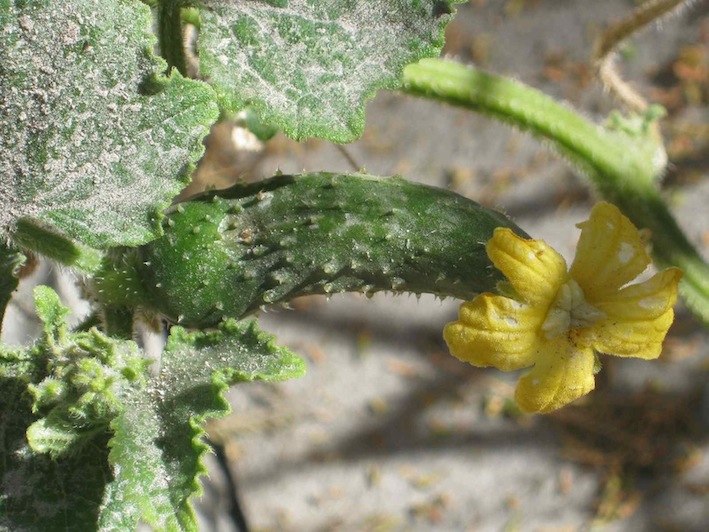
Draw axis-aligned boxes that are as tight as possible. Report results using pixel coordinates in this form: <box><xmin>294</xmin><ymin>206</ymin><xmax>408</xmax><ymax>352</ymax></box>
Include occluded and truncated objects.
<box><xmin>0</xmin><ymin>288</ymin><xmax>119</xmax><ymax>530</ymax></box>
<box><xmin>0</xmin><ymin>0</ymin><xmax>218</xmax><ymax>248</ymax></box>
<box><xmin>33</xmin><ymin>285</ymin><xmax>71</xmax><ymax>342</ymax></box>
<box><xmin>22</xmin><ymin>287</ymin><xmax>150</xmax><ymax>461</ymax></box>
<box><xmin>99</xmin><ymin>319</ymin><xmax>305</xmax><ymax>530</ymax></box>
<box><xmin>1</xmin><ymin>290</ymin><xmax>303</xmax><ymax>530</ymax></box>
<box><xmin>197</xmin><ymin>0</ymin><xmax>462</xmax><ymax>142</ymax></box>
<box><xmin>0</xmin><ymin>378</ymin><xmax>113</xmax><ymax>531</ymax></box>
<box><xmin>25</xmin><ymin>414</ymin><xmax>91</xmax><ymax>456</ymax></box>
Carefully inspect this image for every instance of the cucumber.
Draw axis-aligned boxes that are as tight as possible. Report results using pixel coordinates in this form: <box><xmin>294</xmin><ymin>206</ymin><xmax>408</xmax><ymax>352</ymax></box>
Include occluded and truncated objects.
<box><xmin>131</xmin><ymin>172</ymin><xmax>525</xmax><ymax>327</ymax></box>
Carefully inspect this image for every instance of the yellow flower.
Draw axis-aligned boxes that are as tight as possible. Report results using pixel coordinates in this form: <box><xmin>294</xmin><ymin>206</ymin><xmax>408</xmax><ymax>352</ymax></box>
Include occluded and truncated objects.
<box><xmin>444</xmin><ymin>202</ymin><xmax>682</xmax><ymax>414</ymax></box>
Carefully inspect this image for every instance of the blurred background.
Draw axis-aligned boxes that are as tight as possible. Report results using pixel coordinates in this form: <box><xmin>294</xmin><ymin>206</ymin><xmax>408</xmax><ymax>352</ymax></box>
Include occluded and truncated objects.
<box><xmin>5</xmin><ymin>1</ymin><xmax>709</xmax><ymax>530</ymax></box>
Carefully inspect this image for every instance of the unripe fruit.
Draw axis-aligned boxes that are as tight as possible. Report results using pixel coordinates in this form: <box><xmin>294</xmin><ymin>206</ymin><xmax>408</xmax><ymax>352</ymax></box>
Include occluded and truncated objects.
<box><xmin>132</xmin><ymin>173</ymin><xmax>525</xmax><ymax>327</ymax></box>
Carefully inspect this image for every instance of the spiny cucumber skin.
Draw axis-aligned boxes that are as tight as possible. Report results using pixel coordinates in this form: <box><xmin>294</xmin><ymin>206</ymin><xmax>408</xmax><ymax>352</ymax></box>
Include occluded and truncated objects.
<box><xmin>137</xmin><ymin>173</ymin><xmax>525</xmax><ymax>327</ymax></box>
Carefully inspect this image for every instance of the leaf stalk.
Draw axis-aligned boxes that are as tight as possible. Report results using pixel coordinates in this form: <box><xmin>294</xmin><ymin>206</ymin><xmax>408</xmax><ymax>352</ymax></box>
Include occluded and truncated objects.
<box><xmin>158</xmin><ymin>0</ymin><xmax>188</xmax><ymax>76</ymax></box>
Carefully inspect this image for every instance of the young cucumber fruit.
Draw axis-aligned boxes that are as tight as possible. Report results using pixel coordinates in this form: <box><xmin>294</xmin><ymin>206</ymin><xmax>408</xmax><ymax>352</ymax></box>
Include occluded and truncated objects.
<box><xmin>134</xmin><ymin>172</ymin><xmax>525</xmax><ymax>327</ymax></box>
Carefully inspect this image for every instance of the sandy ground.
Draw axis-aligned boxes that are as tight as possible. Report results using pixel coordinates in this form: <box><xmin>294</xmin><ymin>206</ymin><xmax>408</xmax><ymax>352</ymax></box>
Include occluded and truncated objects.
<box><xmin>4</xmin><ymin>1</ymin><xmax>709</xmax><ymax>531</ymax></box>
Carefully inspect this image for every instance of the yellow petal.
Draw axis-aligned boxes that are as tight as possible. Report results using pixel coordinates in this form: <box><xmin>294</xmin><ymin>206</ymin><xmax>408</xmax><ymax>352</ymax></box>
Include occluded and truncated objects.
<box><xmin>486</xmin><ymin>228</ymin><xmax>568</xmax><ymax>307</ymax></box>
<box><xmin>569</xmin><ymin>202</ymin><xmax>651</xmax><ymax>300</ymax></box>
<box><xmin>444</xmin><ymin>294</ymin><xmax>542</xmax><ymax>371</ymax></box>
<box><xmin>592</xmin><ymin>267</ymin><xmax>682</xmax><ymax>359</ymax></box>
<box><xmin>515</xmin><ymin>340</ymin><xmax>596</xmax><ymax>413</ymax></box>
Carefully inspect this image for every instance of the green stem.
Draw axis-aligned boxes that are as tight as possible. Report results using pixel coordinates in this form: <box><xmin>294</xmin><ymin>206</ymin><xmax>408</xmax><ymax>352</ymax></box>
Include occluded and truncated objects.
<box><xmin>403</xmin><ymin>58</ymin><xmax>709</xmax><ymax>324</ymax></box>
<box><xmin>403</xmin><ymin>59</ymin><xmax>661</xmax><ymax>190</ymax></box>
<box><xmin>1</xmin><ymin>243</ymin><xmax>24</xmax><ymax>335</ymax></box>
<box><xmin>13</xmin><ymin>219</ymin><xmax>102</xmax><ymax>273</ymax></box>
<box><xmin>158</xmin><ymin>1</ymin><xmax>187</xmax><ymax>76</ymax></box>
<box><xmin>102</xmin><ymin>305</ymin><xmax>135</xmax><ymax>340</ymax></box>
<box><xmin>93</xmin><ymin>249</ymin><xmax>144</xmax><ymax>338</ymax></box>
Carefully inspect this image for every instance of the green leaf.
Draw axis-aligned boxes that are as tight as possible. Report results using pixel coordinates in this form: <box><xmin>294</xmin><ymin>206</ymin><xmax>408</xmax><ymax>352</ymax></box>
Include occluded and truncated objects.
<box><xmin>25</xmin><ymin>334</ymin><xmax>149</xmax><ymax>459</ymax></box>
<box><xmin>197</xmin><ymin>0</ymin><xmax>462</xmax><ymax>142</ymax></box>
<box><xmin>99</xmin><ymin>319</ymin><xmax>305</xmax><ymax>530</ymax></box>
<box><xmin>23</xmin><ymin>287</ymin><xmax>151</xmax><ymax>460</ymax></box>
<box><xmin>0</xmin><ymin>291</ymin><xmax>301</xmax><ymax>530</ymax></box>
<box><xmin>33</xmin><ymin>285</ymin><xmax>71</xmax><ymax>342</ymax></box>
<box><xmin>0</xmin><ymin>378</ymin><xmax>113</xmax><ymax>531</ymax></box>
<box><xmin>0</xmin><ymin>0</ymin><xmax>219</xmax><ymax>248</ymax></box>
<box><xmin>25</xmin><ymin>413</ymin><xmax>101</xmax><ymax>458</ymax></box>
<box><xmin>0</xmin><ymin>291</ymin><xmax>115</xmax><ymax>529</ymax></box>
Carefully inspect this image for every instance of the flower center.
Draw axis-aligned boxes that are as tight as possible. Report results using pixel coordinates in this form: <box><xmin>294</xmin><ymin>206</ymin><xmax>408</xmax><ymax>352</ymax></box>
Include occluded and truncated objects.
<box><xmin>541</xmin><ymin>279</ymin><xmax>605</xmax><ymax>340</ymax></box>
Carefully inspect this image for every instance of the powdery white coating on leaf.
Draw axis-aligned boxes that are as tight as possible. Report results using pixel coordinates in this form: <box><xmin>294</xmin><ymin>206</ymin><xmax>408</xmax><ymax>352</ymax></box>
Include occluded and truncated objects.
<box><xmin>97</xmin><ymin>320</ymin><xmax>305</xmax><ymax>530</ymax></box>
<box><xmin>99</xmin><ymin>390</ymin><xmax>180</xmax><ymax>531</ymax></box>
<box><xmin>198</xmin><ymin>0</ymin><xmax>460</xmax><ymax>141</ymax></box>
<box><xmin>0</xmin><ymin>0</ymin><xmax>218</xmax><ymax>248</ymax></box>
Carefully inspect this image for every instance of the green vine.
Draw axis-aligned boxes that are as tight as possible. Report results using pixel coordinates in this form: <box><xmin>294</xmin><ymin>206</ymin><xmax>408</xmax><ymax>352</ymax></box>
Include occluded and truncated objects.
<box><xmin>403</xmin><ymin>58</ymin><xmax>709</xmax><ymax>325</ymax></box>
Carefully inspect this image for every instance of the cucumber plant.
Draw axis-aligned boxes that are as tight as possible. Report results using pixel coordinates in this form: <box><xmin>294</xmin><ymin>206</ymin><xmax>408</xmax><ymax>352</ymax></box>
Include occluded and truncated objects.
<box><xmin>0</xmin><ymin>0</ymin><xmax>705</xmax><ymax>530</ymax></box>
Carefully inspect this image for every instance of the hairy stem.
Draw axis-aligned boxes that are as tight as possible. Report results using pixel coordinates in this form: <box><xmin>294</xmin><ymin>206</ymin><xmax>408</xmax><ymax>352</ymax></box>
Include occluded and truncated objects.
<box><xmin>102</xmin><ymin>305</ymin><xmax>135</xmax><ymax>340</ymax></box>
<box><xmin>0</xmin><ymin>243</ymin><xmax>24</xmax><ymax>335</ymax></box>
<box><xmin>403</xmin><ymin>58</ymin><xmax>709</xmax><ymax>324</ymax></box>
<box><xmin>157</xmin><ymin>1</ymin><xmax>187</xmax><ymax>76</ymax></box>
<box><xmin>592</xmin><ymin>0</ymin><xmax>691</xmax><ymax>111</ymax></box>
<box><xmin>403</xmin><ymin>59</ymin><xmax>662</xmax><ymax>189</ymax></box>
<box><xmin>13</xmin><ymin>219</ymin><xmax>102</xmax><ymax>273</ymax></box>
